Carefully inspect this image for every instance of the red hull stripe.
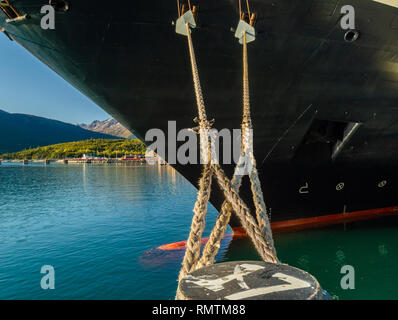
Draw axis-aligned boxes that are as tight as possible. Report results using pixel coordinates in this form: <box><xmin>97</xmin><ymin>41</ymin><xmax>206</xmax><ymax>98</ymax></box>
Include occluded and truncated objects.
<box><xmin>158</xmin><ymin>206</ymin><xmax>398</xmax><ymax>251</ymax></box>
<box><xmin>234</xmin><ymin>206</ymin><xmax>398</xmax><ymax>234</ymax></box>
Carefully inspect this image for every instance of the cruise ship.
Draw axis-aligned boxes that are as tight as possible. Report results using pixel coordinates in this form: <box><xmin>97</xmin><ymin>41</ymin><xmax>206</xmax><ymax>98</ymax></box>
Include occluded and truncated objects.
<box><xmin>1</xmin><ymin>0</ymin><xmax>397</xmax><ymax>233</ymax></box>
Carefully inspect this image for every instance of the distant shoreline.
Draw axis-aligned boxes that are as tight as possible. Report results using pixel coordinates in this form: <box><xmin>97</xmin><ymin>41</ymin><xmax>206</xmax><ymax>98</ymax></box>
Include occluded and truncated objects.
<box><xmin>0</xmin><ymin>158</ymin><xmax>166</xmax><ymax>166</ymax></box>
<box><xmin>0</xmin><ymin>139</ymin><xmax>147</xmax><ymax>161</ymax></box>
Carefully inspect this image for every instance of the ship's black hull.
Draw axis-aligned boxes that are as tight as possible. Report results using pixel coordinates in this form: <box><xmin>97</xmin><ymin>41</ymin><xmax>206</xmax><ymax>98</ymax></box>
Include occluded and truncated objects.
<box><xmin>1</xmin><ymin>0</ymin><xmax>397</xmax><ymax>228</ymax></box>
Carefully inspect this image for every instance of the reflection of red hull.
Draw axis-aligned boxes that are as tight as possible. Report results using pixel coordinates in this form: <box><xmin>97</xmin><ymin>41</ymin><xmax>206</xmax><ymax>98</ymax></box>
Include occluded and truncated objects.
<box><xmin>158</xmin><ymin>206</ymin><xmax>398</xmax><ymax>251</ymax></box>
<box><xmin>157</xmin><ymin>238</ymin><xmax>210</xmax><ymax>251</ymax></box>
<box><xmin>157</xmin><ymin>233</ymin><xmax>242</xmax><ymax>251</ymax></box>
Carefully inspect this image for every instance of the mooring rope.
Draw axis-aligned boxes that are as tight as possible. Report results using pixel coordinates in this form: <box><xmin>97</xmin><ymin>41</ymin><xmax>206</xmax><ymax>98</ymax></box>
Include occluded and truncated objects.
<box><xmin>176</xmin><ymin>14</ymin><xmax>278</xmax><ymax>298</ymax></box>
<box><xmin>177</xmin><ymin>163</ymin><xmax>213</xmax><ymax>281</ymax></box>
<box><xmin>242</xmin><ymin>32</ymin><xmax>277</xmax><ymax>256</ymax></box>
<box><xmin>212</xmin><ymin>163</ymin><xmax>277</xmax><ymax>263</ymax></box>
<box><xmin>194</xmin><ymin>32</ymin><xmax>277</xmax><ymax>270</ymax></box>
<box><xmin>177</xmin><ymin>23</ymin><xmax>215</xmax><ymax>282</ymax></box>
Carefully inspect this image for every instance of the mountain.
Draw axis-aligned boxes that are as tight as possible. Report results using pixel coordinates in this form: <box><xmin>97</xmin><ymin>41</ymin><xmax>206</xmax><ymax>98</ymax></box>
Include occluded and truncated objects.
<box><xmin>0</xmin><ymin>109</ymin><xmax>120</xmax><ymax>154</ymax></box>
<box><xmin>79</xmin><ymin>119</ymin><xmax>134</xmax><ymax>139</ymax></box>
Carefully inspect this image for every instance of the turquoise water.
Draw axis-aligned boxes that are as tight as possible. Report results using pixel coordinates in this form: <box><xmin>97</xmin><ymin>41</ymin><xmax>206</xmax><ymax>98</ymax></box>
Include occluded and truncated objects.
<box><xmin>0</xmin><ymin>163</ymin><xmax>397</xmax><ymax>300</ymax></box>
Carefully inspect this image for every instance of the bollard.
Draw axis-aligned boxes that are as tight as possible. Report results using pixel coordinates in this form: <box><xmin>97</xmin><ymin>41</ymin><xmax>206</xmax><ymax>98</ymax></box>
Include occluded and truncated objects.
<box><xmin>177</xmin><ymin>261</ymin><xmax>323</xmax><ymax>300</ymax></box>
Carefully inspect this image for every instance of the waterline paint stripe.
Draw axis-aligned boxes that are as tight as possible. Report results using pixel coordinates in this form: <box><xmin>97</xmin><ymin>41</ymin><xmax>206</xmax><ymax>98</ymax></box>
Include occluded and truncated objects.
<box><xmin>158</xmin><ymin>206</ymin><xmax>398</xmax><ymax>251</ymax></box>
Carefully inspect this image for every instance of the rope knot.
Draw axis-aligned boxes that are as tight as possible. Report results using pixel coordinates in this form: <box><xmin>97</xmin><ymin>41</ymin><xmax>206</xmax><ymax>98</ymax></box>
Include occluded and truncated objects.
<box><xmin>191</xmin><ymin>117</ymin><xmax>215</xmax><ymax>133</ymax></box>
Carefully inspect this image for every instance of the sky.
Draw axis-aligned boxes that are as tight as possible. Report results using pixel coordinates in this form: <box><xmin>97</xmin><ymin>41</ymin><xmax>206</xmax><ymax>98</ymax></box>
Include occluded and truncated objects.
<box><xmin>0</xmin><ymin>35</ymin><xmax>110</xmax><ymax>124</ymax></box>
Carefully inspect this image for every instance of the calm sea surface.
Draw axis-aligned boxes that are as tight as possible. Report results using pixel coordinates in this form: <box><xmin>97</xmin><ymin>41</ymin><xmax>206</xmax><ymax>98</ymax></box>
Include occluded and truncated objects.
<box><xmin>0</xmin><ymin>162</ymin><xmax>397</xmax><ymax>300</ymax></box>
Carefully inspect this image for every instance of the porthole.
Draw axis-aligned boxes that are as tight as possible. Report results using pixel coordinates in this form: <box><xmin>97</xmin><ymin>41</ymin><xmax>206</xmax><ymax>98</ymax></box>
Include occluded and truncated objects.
<box><xmin>344</xmin><ymin>29</ymin><xmax>359</xmax><ymax>43</ymax></box>
<box><xmin>49</xmin><ymin>0</ymin><xmax>70</xmax><ymax>12</ymax></box>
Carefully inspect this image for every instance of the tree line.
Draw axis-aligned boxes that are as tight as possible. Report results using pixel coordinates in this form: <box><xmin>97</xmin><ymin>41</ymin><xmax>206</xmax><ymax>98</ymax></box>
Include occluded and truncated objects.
<box><xmin>0</xmin><ymin>139</ymin><xmax>147</xmax><ymax>160</ymax></box>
